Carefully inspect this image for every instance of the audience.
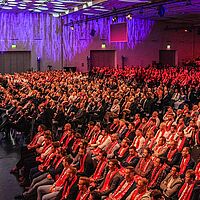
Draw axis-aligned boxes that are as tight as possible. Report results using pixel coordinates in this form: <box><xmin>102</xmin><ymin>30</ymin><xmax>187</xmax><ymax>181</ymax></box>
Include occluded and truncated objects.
<box><xmin>0</xmin><ymin>65</ymin><xmax>199</xmax><ymax>200</ymax></box>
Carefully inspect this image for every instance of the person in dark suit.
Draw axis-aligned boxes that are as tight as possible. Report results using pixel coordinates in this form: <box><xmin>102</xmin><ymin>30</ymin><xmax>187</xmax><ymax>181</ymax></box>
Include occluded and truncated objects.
<box><xmin>164</xmin><ymin>140</ymin><xmax>181</xmax><ymax>168</ymax></box>
<box><xmin>37</xmin><ymin>166</ymin><xmax>78</xmax><ymax>200</ymax></box>
<box><xmin>96</xmin><ymin>159</ymin><xmax>122</xmax><ymax>197</ymax></box>
<box><xmin>114</xmin><ymin>137</ymin><xmax>130</xmax><ymax>162</ymax></box>
<box><xmin>135</xmin><ymin>148</ymin><xmax>154</xmax><ymax>178</ymax></box>
<box><xmin>179</xmin><ymin>147</ymin><xmax>195</xmax><ymax>178</ymax></box>
<box><xmin>76</xmin><ymin>147</ymin><xmax>95</xmax><ymax>177</ymax></box>
<box><xmin>107</xmin><ymin>166</ymin><xmax>136</xmax><ymax>200</ymax></box>
<box><xmin>121</xmin><ymin>146</ymin><xmax>139</xmax><ymax>168</ymax></box>
<box><xmin>71</xmin><ymin>103</ymin><xmax>86</xmax><ymax>129</ymax></box>
<box><xmin>178</xmin><ymin>169</ymin><xmax>198</xmax><ymax>200</ymax></box>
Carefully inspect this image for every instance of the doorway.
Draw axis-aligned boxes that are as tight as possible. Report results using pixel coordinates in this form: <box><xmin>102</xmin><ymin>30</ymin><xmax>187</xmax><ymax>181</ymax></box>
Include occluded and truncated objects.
<box><xmin>0</xmin><ymin>51</ymin><xmax>31</xmax><ymax>74</ymax></box>
<box><xmin>90</xmin><ymin>50</ymin><xmax>116</xmax><ymax>70</ymax></box>
<box><xmin>159</xmin><ymin>50</ymin><xmax>177</xmax><ymax>66</ymax></box>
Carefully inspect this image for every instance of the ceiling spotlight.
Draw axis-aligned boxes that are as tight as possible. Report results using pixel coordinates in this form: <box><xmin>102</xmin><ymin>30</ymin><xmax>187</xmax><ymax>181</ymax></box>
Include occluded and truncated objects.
<box><xmin>74</xmin><ymin>6</ymin><xmax>78</xmax><ymax>11</ymax></box>
<box><xmin>166</xmin><ymin>44</ymin><xmax>171</xmax><ymax>50</ymax></box>
<box><xmin>184</xmin><ymin>28</ymin><xmax>192</xmax><ymax>32</ymax></box>
<box><xmin>126</xmin><ymin>13</ymin><xmax>132</xmax><ymax>20</ymax></box>
<box><xmin>70</xmin><ymin>25</ymin><xmax>74</xmax><ymax>30</ymax></box>
<box><xmin>158</xmin><ymin>5</ymin><xmax>165</xmax><ymax>17</ymax></box>
<box><xmin>112</xmin><ymin>16</ymin><xmax>118</xmax><ymax>22</ymax></box>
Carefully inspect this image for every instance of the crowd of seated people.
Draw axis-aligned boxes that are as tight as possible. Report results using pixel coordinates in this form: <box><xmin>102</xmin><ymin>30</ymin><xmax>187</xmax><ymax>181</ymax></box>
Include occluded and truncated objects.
<box><xmin>0</xmin><ymin>65</ymin><xmax>199</xmax><ymax>200</ymax></box>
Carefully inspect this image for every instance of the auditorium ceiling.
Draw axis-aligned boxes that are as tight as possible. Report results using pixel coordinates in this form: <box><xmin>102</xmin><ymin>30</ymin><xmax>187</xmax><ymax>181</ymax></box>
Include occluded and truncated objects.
<box><xmin>0</xmin><ymin>0</ymin><xmax>200</xmax><ymax>25</ymax></box>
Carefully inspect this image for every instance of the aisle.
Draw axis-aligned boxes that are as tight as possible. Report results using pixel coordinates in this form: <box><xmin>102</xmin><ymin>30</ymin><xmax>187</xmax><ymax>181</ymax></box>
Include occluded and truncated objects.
<box><xmin>0</xmin><ymin>141</ymin><xmax>22</xmax><ymax>200</ymax></box>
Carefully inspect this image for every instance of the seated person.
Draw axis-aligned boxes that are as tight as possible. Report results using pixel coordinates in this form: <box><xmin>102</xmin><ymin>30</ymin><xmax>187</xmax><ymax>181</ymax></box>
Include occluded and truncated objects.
<box><xmin>95</xmin><ymin>159</ymin><xmax>122</xmax><ymax>198</ymax></box>
<box><xmin>135</xmin><ymin>148</ymin><xmax>153</xmax><ymax>178</ymax></box>
<box><xmin>160</xmin><ymin>165</ymin><xmax>182</xmax><ymax>199</ymax></box>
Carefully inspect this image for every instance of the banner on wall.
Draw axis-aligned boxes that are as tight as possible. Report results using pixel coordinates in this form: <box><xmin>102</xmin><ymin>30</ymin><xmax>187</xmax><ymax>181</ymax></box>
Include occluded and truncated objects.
<box><xmin>110</xmin><ymin>22</ymin><xmax>128</xmax><ymax>42</ymax></box>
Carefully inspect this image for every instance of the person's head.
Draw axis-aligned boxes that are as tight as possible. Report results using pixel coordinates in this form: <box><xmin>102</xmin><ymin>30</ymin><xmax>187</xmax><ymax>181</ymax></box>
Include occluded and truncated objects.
<box><xmin>108</xmin><ymin>159</ymin><xmax>119</xmax><ymax>171</ymax></box>
<box><xmin>98</xmin><ymin>150</ymin><xmax>107</xmax><ymax>160</ymax></box>
<box><xmin>129</xmin><ymin>146</ymin><xmax>137</xmax><ymax>156</ymax></box>
<box><xmin>64</xmin><ymin>123</ymin><xmax>71</xmax><ymax>131</ymax></box>
<box><xmin>136</xmin><ymin>129</ymin><xmax>142</xmax><ymax>137</ymax></box>
<box><xmin>78</xmin><ymin>177</ymin><xmax>90</xmax><ymax>191</ymax></box>
<box><xmin>152</xmin><ymin>111</ymin><xmax>158</xmax><ymax>118</ymax></box>
<box><xmin>78</xmin><ymin>147</ymin><xmax>86</xmax><ymax>157</ymax></box>
<box><xmin>189</xmin><ymin>120</ymin><xmax>195</xmax><ymax>127</ymax></box>
<box><xmin>146</xmin><ymin>130</ymin><xmax>154</xmax><ymax>139</ymax></box>
<box><xmin>159</xmin><ymin>123</ymin><xmax>166</xmax><ymax>130</ymax></box>
<box><xmin>94</xmin><ymin>123</ymin><xmax>101</xmax><ymax>131</ymax></box>
<box><xmin>79</xmin><ymin>139</ymin><xmax>88</xmax><ymax>149</ymax></box>
<box><xmin>111</xmin><ymin>133</ymin><xmax>119</xmax><ymax>142</ymax></box>
<box><xmin>158</xmin><ymin>136</ymin><xmax>166</xmax><ymax>146</ymax></box>
<box><xmin>178</xmin><ymin>130</ymin><xmax>184</xmax><ymax>137</ymax></box>
<box><xmin>38</xmin><ymin>124</ymin><xmax>47</xmax><ymax>132</ymax></box>
<box><xmin>141</xmin><ymin>117</ymin><xmax>148</xmax><ymax>124</ymax></box>
<box><xmin>170</xmin><ymin>125</ymin><xmax>177</xmax><ymax>133</ymax></box>
<box><xmin>143</xmin><ymin>148</ymin><xmax>151</xmax><ymax>158</ymax></box>
<box><xmin>135</xmin><ymin>113</ymin><xmax>140</xmax><ymax>119</ymax></box>
<box><xmin>53</xmin><ymin>141</ymin><xmax>60</xmax><ymax>149</ymax></box>
<box><xmin>125</xmin><ymin>166</ymin><xmax>135</xmax><ymax>181</ymax></box>
<box><xmin>88</xmin><ymin>191</ymin><xmax>101</xmax><ymax>200</ymax></box>
<box><xmin>151</xmin><ymin>119</ymin><xmax>156</xmax><ymax>126</ymax></box>
<box><xmin>113</xmin><ymin>118</ymin><xmax>119</xmax><ymax>124</ymax></box>
<box><xmin>63</xmin><ymin>156</ymin><xmax>73</xmax><ymax>168</ymax></box>
<box><xmin>171</xmin><ymin>165</ymin><xmax>180</xmax><ymax>177</ymax></box>
<box><xmin>113</xmin><ymin>99</ymin><xmax>119</xmax><ymax>105</ymax></box>
<box><xmin>119</xmin><ymin>119</ymin><xmax>126</xmax><ymax>126</ymax></box>
<box><xmin>121</xmin><ymin>138</ymin><xmax>130</xmax><ymax>148</ymax></box>
<box><xmin>185</xmin><ymin>169</ymin><xmax>196</xmax><ymax>183</ymax></box>
<box><xmin>101</xmin><ymin>129</ymin><xmax>107</xmax><ymax>136</ymax></box>
<box><xmin>182</xmin><ymin>147</ymin><xmax>190</xmax><ymax>158</ymax></box>
<box><xmin>170</xmin><ymin>140</ymin><xmax>178</xmax><ymax>150</ymax></box>
<box><xmin>44</xmin><ymin>135</ymin><xmax>52</xmax><ymax>144</ymax></box>
<box><xmin>88</xmin><ymin>121</ymin><xmax>95</xmax><ymax>129</ymax></box>
<box><xmin>178</xmin><ymin>117</ymin><xmax>184</xmax><ymax>124</ymax></box>
<box><xmin>177</xmin><ymin>109</ymin><xmax>183</xmax><ymax>115</ymax></box>
<box><xmin>137</xmin><ymin>178</ymin><xmax>148</xmax><ymax>193</ymax></box>
<box><xmin>153</xmin><ymin>157</ymin><xmax>162</xmax><ymax>167</ymax></box>
<box><xmin>66</xmin><ymin>166</ymin><xmax>77</xmax><ymax>179</ymax></box>
<box><xmin>150</xmin><ymin>189</ymin><xmax>163</xmax><ymax>200</ymax></box>
<box><xmin>128</xmin><ymin>123</ymin><xmax>135</xmax><ymax>130</ymax></box>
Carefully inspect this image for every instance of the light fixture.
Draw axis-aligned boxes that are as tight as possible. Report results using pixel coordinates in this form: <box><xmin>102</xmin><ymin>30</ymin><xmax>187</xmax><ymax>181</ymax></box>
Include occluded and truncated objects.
<box><xmin>83</xmin><ymin>4</ymin><xmax>87</xmax><ymax>9</ymax></box>
<box><xmin>74</xmin><ymin>6</ymin><xmax>78</xmax><ymax>11</ymax></box>
<box><xmin>87</xmin><ymin>1</ymin><xmax>92</xmax><ymax>7</ymax></box>
<box><xmin>38</xmin><ymin>7</ymin><xmax>48</xmax><ymax>10</ymax></box>
<box><xmin>2</xmin><ymin>6</ymin><xmax>13</xmax><ymax>10</ymax></box>
<box><xmin>65</xmin><ymin>10</ymin><xmax>69</xmax><ymax>14</ymax></box>
<box><xmin>18</xmin><ymin>6</ymin><xmax>26</xmax><ymax>9</ymax></box>
<box><xmin>52</xmin><ymin>13</ymin><xmax>60</xmax><ymax>17</ymax></box>
<box><xmin>11</xmin><ymin>44</ymin><xmax>17</xmax><ymax>49</ymax></box>
<box><xmin>184</xmin><ymin>28</ymin><xmax>192</xmax><ymax>32</ymax></box>
<box><xmin>126</xmin><ymin>13</ymin><xmax>132</xmax><ymax>20</ymax></box>
<box><xmin>112</xmin><ymin>16</ymin><xmax>118</xmax><ymax>22</ymax></box>
<box><xmin>70</xmin><ymin>24</ymin><xmax>74</xmax><ymax>30</ymax></box>
<box><xmin>101</xmin><ymin>43</ymin><xmax>106</xmax><ymax>49</ymax></box>
<box><xmin>166</xmin><ymin>44</ymin><xmax>171</xmax><ymax>50</ymax></box>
